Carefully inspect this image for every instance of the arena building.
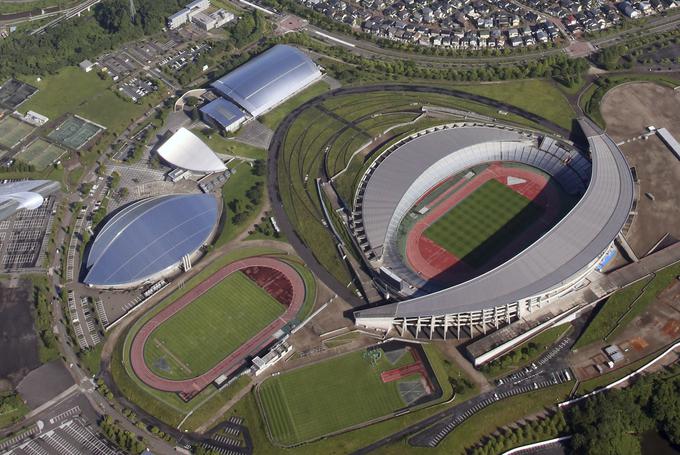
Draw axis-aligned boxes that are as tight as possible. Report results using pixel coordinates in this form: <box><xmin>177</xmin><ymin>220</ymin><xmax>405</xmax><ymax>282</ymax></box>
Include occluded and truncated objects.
<box><xmin>211</xmin><ymin>44</ymin><xmax>322</xmax><ymax>118</ymax></box>
<box><xmin>0</xmin><ymin>179</ymin><xmax>60</xmax><ymax>221</ymax></box>
<box><xmin>83</xmin><ymin>194</ymin><xmax>219</xmax><ymax>289</ymax></box>
<box><xmin>353</xmin><ymin>118</ymin><xmax>634</xmax><ymax>339</ymax></box>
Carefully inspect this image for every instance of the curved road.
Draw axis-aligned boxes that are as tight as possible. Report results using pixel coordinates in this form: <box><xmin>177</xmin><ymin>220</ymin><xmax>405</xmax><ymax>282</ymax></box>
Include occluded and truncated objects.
<box><xmin>267</xmin><ymin>84</ymin><xmax>570</xmax><ymax>311</ymax></box>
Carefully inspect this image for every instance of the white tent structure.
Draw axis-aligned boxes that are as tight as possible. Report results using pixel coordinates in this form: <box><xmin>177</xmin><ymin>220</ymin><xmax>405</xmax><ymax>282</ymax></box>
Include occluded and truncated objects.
<box><xmin>157</xmin><ymin>127</ymin><xmax>226</xmax><ymax>173</ymax></box>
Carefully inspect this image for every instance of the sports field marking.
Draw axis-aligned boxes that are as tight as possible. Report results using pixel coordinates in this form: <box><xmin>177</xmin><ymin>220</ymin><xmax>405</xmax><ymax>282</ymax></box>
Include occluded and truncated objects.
<box><xmin>258</xmin><ymin>348</ymin><xmax>421</xmax><ymax>445</ymax></box>
<box><xmin>143</xmin><ymin>271</ymin><xmax>285</xmax><ymax>381</ymax></box>
<box><xmin>424</xmin><ymin>179</ymin><xmax>542</xmax><ymax>267</ymax></box>
<box><xmin>47</xmin><ymin>116</ymin><xmax>103</xmax><ymax>150</ymax></box>
<box><xmin>0</xmin><ymin>116</ymin><xmax>35</xmax><ymax>149</ymax></box>
<box><xmin>16</xmin><ymin>139</ymin><xmax>66</xmax><ymax>169</ymax></box>
<box><xmin>152</xmin><ymin>339</ymin><xmax>192</xmax><ymax>375</ymax></box>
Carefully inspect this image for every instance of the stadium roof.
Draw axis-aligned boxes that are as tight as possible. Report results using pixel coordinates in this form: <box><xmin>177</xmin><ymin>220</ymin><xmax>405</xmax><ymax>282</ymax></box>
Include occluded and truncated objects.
<box><xmin>84</xmin><ymin>194</ymin><xmax>219</xmax><ymax>288</ymax></box>
<box><xmin>355</xmin><ymin>118</ymin><xmax>634</xmax><ymax>319</ymax></box>
<box><xmin>200</xmin><ymin>98</ymin><xmax>247</xmax><ymax>130</ymax></box>
<box><xmin>157</xmin><ymin>127</ymin><xmax>226</xmax><ymax>173</ymax></box>
<box><xmin>0</xmin><ymin>180</ymin><xmax>60</xmax><ymax>221</ymax></box>
<box><xmin>211</xmin><ymin>45</ymin><xmax>322</xmax><ymax>117</ymax></box>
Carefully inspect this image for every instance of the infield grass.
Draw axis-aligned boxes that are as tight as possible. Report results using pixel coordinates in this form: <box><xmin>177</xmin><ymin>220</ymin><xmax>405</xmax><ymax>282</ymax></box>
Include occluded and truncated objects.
<box><xmin>424</xmin><ymin>179</ymin><xmax>541</xmax><ymax>267</ymax></box>
<box><xmin>144</xmin><ymin>271</ymin><xmax>284</xmax><ymax>381</ymax></box>
<box><xmin>258</xmin><ymin>348</ymin><xmax>414</xmax><ymax>445</ymax></box>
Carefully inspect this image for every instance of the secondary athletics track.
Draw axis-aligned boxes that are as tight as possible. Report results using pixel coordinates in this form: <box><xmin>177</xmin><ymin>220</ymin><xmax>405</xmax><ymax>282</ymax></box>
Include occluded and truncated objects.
<box><xmin>405</xmin><ymin>162</ymin><xmax>562</xmax><ymax>282</ymax></box>
<box><xmin>130</xmin><ymin>256</ymin><xmax>305</xmax><ymax>397</ymax></box>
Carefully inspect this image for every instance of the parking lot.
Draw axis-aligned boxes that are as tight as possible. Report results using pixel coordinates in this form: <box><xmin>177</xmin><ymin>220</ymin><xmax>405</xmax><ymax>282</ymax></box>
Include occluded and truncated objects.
<box><xmin>117</xmin><ymin>77</ymin><xmax>158</xmax><ymax>102</ymax></box>
<box><xmin>0</xmin><ymin>195</ymin><xmax>55</xmax><ymax>271</ymax></box>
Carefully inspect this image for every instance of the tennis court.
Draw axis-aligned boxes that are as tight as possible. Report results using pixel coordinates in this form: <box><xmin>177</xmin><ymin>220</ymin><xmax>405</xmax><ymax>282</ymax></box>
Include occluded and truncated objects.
<box><xmin>16</xmin><ymin>139</ymin><xmax>67</xmax><ymax>169</ymax></box>
<box><xmin>47</xmin><ymin>115</ymin><xmax>103</xmax><ymax>150</ymax></box>
<box><xmin>0</xmin><ymin>116</ymin><xmax>35</xmax><ymax>150</ymax></box>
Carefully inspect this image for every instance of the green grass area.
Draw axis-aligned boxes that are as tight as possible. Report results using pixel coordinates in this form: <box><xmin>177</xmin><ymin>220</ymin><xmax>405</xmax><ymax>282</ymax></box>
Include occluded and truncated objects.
<box><xmin>195</xmin><ymin>129</ymin><xmax>267</xmax><ymax>160</ymax></box>
<box><xmin>144</xmin><ymin>271</ymin><xmax>284</xmax><ymax>381</ymax></box>
<box><xmin>214</xmin><ymin>161</ymin><xmax>266</xmax><ymax>248</ymax></box>
<box><xmin>451</xmin><ymin>79</ymin><xmax>575</xmax><ymax>130</ymax></box>
<box><xmin>223</xmin><ymin>343</ymin><xmax>477</xmax><ymax>454</ymax></box>
<box><xmin>19</xmin><ymin>67</ymin><xmax>161</xmax><ymax>134</ymax></box>
<box><xmin>259</xmin><ymin>80</ymin><xmax>331</xmax><ymax>130</ymax></box>
<box><xmin>0</xmin><ymin>392</ymin><xmax>28</xmax><ymax>429</ymax></box>
<box><xmin>424</xmin><ymin>179</ymin><xmax>540</xmax><ymax>266</ymax></box>
<box><xmin>112</xmin><ymin>247</ymin><xmax>314</xmax><ymax>429</ymax></box>
<box><xmin>79</xmin><ymin>343</ymin><xmax>103</xmax><ymax>376</ymax></box>
<box><xmin>258</xmin><ymin>348</ymin><xmax>416</xmax><ymax>445</ymax></box>
<box><xmin>574</xmin><ymin>262</ymin><xmax>680</xmax><ymax>349</ymax></box>
<box><xmin>0</xmin><ymin>116</ymin><xmax>34</xmax><ymax>149</ymax></box>
<box><xmin>15</xmin><ymin>139</ymin><xmax>66</xmax><ymax>169</ymax></box>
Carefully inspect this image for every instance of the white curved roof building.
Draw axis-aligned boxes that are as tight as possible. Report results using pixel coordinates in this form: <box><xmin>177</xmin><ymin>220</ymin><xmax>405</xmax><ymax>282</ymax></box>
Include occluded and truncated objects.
<box><xmin>211</xmin><ymin>44</ymin><xmax>322</xmax><ymax>117</ymax></box>
<box><xmin>157</xmin><ymin>128</ymin><xmax>226</xmax><ymax>173</ymax></box>
<box><xmin>353</xmin><ymin>118</ymin><xmax>634</xmax><ymax>339</ymax></box>
<box><xmin>0</xmin><ymin>179</ymin><xmax>60</xmax><ymax>221</ymax></box>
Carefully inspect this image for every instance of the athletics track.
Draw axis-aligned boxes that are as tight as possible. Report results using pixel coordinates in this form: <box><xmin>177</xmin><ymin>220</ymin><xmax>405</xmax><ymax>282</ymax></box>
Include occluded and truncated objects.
<box><xmin>129</xmin><ymin>256</ymin><xmax>305</xmax><ymax>398</ymax></box>
<box><xmin>405</xmin><ymin>162</ymin><xmax>563</xmax><ymax>283</ymax></box>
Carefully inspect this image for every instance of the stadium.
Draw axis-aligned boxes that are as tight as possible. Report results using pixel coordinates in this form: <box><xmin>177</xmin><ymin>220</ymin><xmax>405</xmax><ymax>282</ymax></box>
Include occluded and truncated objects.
<box><xmin>353</xmin><ymin>117</ymin><xmax>634</xmax><ymax>339</ymax></box>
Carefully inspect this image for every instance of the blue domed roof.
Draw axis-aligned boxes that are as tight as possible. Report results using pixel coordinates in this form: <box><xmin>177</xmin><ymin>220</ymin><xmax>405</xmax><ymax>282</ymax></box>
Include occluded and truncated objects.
<box><xmin>84</xmin><ymin>194</ymin><xmax>219</xmax><ymax>288</ymax></box>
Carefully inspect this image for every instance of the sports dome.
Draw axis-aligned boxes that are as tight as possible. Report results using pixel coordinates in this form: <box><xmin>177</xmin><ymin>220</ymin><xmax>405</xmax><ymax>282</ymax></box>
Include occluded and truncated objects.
<box><xmin>157</xmin><ymin>128</ymin><xmax>226</xmax><ymax>173</ymax></box>
<box><xmin>211</xmin><ymin>44</ymin><xmax>322</xmax><ymax>117</ymax></box>
<box><xmin>84</xmin><ymin>194</ymin><xmax>219</xmax><ymax>288</ymax></box>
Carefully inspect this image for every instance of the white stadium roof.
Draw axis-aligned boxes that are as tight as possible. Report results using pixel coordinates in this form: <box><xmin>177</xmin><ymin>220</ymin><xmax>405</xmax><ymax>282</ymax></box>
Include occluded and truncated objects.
<box><xmin>157</xmin><ymin>127</ymin><xmax>226</xmax><ymax>173</ymax></box>
<box><xmin>354</xmin><ymin>118</ymin><xmax>634</xmax><ymax>319</ymax></box>
<box><xmin>211</xmin><ymin>44</ymin><xmax>322</xmax><ymax>117</ymax></box>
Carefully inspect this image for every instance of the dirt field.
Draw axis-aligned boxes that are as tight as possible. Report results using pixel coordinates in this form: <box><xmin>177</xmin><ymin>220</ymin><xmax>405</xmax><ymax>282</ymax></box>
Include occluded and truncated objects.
<box><xmin>0</xmin><ymin>279</ymin><xmax>40</xmax><ymax>386</ymax></box>
<box><xmin>600</xmin><ymin>82</ymin><xmax>680</xmax><ymax>257</ymax></box>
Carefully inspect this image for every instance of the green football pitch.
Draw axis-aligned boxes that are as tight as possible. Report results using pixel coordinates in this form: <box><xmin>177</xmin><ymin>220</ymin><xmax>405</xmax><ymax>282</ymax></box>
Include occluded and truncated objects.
<box><xmin>143</xmin><ymin>271</ymin><xmax>284</xmax><ymax>381</ymax></box>
<box><xmin>16</xmin><ymin>139</ymin><xmax>66</xmax><ymax>169</ymax></box>
<box><xmin>424</xmin><ymin>179</ymin><xmax>542</xmax><ymax>267</ymax></box>
<box><xmin>0</xmin><ymin>116</ymin><xmax>34</xmax><ymax>149</ymax></box>
<box><xmin>258</xmin><ymin>349</ymin><xmax>415</xmax><ymax>445</ymax></box>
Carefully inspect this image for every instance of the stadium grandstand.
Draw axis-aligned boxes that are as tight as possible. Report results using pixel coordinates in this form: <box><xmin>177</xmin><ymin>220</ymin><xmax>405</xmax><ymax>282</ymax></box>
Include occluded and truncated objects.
<box><xmin>210</xmin><ymin>44</ymin><xmax>322</xmax><ymax>118</ymax></box>
<box><xmin>83</xmin><ymin>194</ymin><xmax>219</xmax><ymax>289</ymax></box>
<box><xmin>0</xmin><ymin>180</ymin><xmax>60</xmax><ymax>221</ymax></box>
<box><xmin>156</xmin><ymin>127</ymin><xmax>226</xmax><ymax>173</ymax></box>
<box><xmin>353</xmin><ymin>118</ymin><xmax>634</xmax><ymax>339</ymax></box>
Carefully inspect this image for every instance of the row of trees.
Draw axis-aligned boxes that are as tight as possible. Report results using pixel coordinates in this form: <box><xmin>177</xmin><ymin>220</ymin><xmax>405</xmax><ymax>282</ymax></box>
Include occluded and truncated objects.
<box><xmin>470</xmin><ymin>364</ymin><xmax>680</xmax><ymax>455</ymax></box>
<box><xmin>593</xmin><ymin>28</ymin><xmax>680</xmax><ymax>70</ymax></box>
<box><xmin>99</xmin><ymin>415</ymin><xmax>146</xmax><ymax>455</ymax></box>
<box><xmin>275</xmin><ymin>32</ymin><xmax>588</xmax><ymax>88</ymax></box>
<box><xmin>478</xmin><ymin>342</ymin><xmax>540</xmax><ymax>376</ymax></box>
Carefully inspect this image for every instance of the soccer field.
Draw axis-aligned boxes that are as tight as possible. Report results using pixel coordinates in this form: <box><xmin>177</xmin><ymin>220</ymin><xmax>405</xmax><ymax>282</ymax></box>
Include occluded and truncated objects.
<box><xmin>424</xmin><ymin>179</ymin><xmax>541</xmax><ymax>267</ymax></box>
<box><xmin>16</xmin><ymin>139</ymin><xmax>66</xmax><ymax>169</ymax></box>
<box><xmin>258</xmin><ymin>348</ymin><xmax>416</xmax><ymax>445</ymax></box>
<box><xmin>143</xmin><ymin>271</ymin><xmax>284</xmax><ymax>381</ymax></box>
<box><xmin>0</xmin><ymin>116</ymin><xmax>35</xmax><ymax>149</ymax></box>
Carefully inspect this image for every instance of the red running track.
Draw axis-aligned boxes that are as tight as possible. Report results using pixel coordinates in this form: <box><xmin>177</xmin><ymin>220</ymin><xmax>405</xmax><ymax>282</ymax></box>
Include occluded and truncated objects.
<box><xmin>406</xmin><ymin>163</ymin><xmax>551</xmax><ymax>282</ymax></box>
<box><xmin>129</xmin><ymin>256</ymin><xmax>305</xmax><ymax>397</ymax></box>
